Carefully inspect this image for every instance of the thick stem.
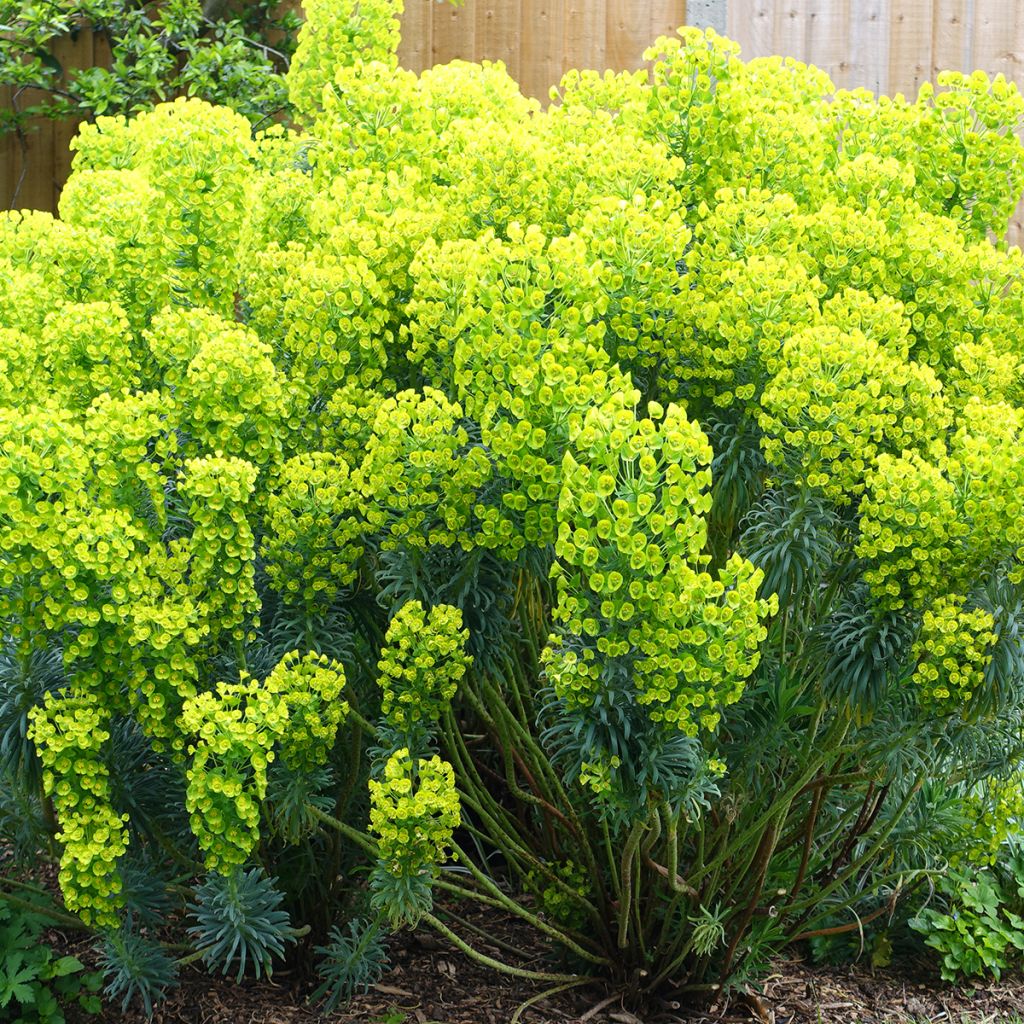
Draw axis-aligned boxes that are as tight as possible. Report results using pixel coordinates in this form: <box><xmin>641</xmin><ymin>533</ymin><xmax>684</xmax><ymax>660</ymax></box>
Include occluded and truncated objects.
<box><xmin>305</xmin><ymin>803</ymin><xmax>377</xmax><ymax>856</ymax></box>
<box><xmin>449</xmin><ymin>840</ymin><xmax>610</xmax><ymax>965</ymax></box>
<box><xmin>422</xmin><ymin>912</ymin><xmax>590</xmax><ymax>984</ymax></box>
<box><xmin>617</xmin><ymin>819</ymin><xmax>647</xmax><ymax>949</ymax></box>
<box><xmin>719</xmin><ymin>820</ymin><xmax>779</xmax><ymax>980</ymax></box>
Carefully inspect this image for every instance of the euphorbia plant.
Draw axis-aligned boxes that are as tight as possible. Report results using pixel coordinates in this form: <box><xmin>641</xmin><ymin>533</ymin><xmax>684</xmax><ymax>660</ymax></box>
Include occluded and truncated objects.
<box><xmin>3</xmin><ymin>0</ymin><xmax>1024</xmax><ymax>1012</ymax></box>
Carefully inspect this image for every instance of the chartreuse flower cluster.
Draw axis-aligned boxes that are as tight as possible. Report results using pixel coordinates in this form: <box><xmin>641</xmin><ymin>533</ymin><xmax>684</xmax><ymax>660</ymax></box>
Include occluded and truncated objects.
<box><xmin>377</xmin><ymin>601</ymin><xmax>470</xmax><ymax>736</ymax></box>
<box><xmin>28</xmin><ymin>695</ymin><xmax>129</xmax><ymax>928</ymax></box>
<box><xmin>958</xmin><ymin>772</ymin><xmax>1024</xmax><ymax>867</ymax></box>
<box><xmin>265</xmin><ymin>650</ymin><xmax>350</xmax><ymax>773</ymax></box>
<box><xmin>179</xmin><ymin>457</ymin><xmax>259</xmax><ymax>646</ymax></box>
<box><xmin>182</xmin><ymin>651</ymin><xmax>348</xmax><ymax>872</ymax></box>
<box><xmin>177</xmin><ymin>323</ymin><xmax>292</xmax><ymax>469</ymax></box>
<box><xmin>244</xmin><ymin>242</ymin><xmax>391</xmax><ymax>397</ymax></box>
<box><xmin>181</xmin><ymin>677</ymin><xmax>285</xmax><ymax>872</ymax></box>
<box><xmin>856</xmin><ymin>453</ymin><xmax>962</xmax><ymax>611</ymax></box>
<box><xmin>368</xmin><ymin>749</ymin><xmax>460</xmax><ymax>925</ymax></box>
<box><xmin>287</xmin><ymin>0</ymin><xmax>410</xmax><ymax>120</ymax></box>
<box><xmin>546</xmin><ymin>401</ymin><xmax>774</xmax><ymax>736</ymax></box>
<box><xmin>263</xmin><ymin>452</ymin><xmax>364</xmax><ymax>614</ymax></box>
<box><xmin>911</xmin><ymin>595</ymin><xmax>997</xmax><ymax>707</ymax></box>
<box><xmin>355</xmin><ymin>389</ymin><xmax>492</xmax><ymax>552</ymax></box>
<box><xmin>759</xmin><ymin>325</ymin><xmax>949</xmax><ymax>502</ymax></box>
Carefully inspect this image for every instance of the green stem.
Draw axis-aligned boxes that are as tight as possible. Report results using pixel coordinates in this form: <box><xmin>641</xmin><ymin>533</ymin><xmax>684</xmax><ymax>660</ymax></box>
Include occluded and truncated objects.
<box><xmin>449</xmin><ymin>841</ymin><xmax>610</xmax><ymax>965</ymax></box>
<box><xmin>422</xmin><ymin>911</ymin><xmax>590</xmax><ymax>984</ymax></box>
<box><xmin>784</xmin><ymin>779</ymin><xmax>923</xmax><ymax>922</ymax></box>
<box><xmin>602</xmin><ymin>816</ymin><xmax>623</xmax><ymax>903</ymax></box>
<box><xmin>617</xmin><ymin>819</ymin><xmax>647</xmax><ymax>949</ymax></box>
<box><xmin>346</xmin><ymin>706</ymin><xmax>378</xmax><ymax>739</ymax></box>
<box><xmin>510</xmin><ymin>979</ymin><xmax>595</xmax><ymax>1024</ymax></box>
<box><xmin>0</xmin><ymin>890</ymin><xmax>87</xmax><ymax>931</ymax></box>
<box><xmin>305</xmin><ymin>803</ymin><xmax>378</xmax><ymax>856</ymax></box>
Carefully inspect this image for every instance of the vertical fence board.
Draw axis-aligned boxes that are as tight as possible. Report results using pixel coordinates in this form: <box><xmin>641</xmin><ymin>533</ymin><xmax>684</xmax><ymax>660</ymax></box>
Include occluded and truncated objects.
<box><xmin>50</xmin><ymin>28</ymin><xmax>93</xmax><ymax>214</ymax></box>
<box><xmin>397</xmin><ymin>0</ymin><xmax>434</xmax><ymax>71</ymax></box>
<box><xmin>650</xmin><ymin>1</ymin><xmax>689</xmax><ymax>47</ymax></box>
<box><xmin>805</xmin><ymin>0</ymin><xmax>848</xmax><ymax>81</ymax></box>
<box><xmin>605</xmin><ymin>1</ymin><xmax>654</xmax><ymax>76</ymax></box>
<box><xmin>728</xmin><ymin>0</ymin><xmax>774</xmax><ymax>61</ymax></box>
<box><xmin>845</xmin><ymin>0</ymin><xmax>889</xmax><ymax>94</ymax></box>
<box><xmin>932</xmin><ymin>0</ymin><xmax>970</xmax><ymax>75</ymax></box>
<box><xmin>8</xmin><ymin>88</ymin><xmax>55</xmax><ymax>214</ymax></box>
<box><xmin>430</xmin><ymin>0</ymin><xmax>477</xmax><ymax>65</ymax></box>
<box><xmin>772</xmin><ymin>0</ymin><xmax>811</xmax><ymax>64</ymax></box>
<box><xmin>476</xmin><ymin>0</ymin><xmax>522</xmax><ymax>73</ymax></box>
<box><xmin>0</xmin><ymin>89</ymin><xmax>17</xmax><ymax>211</ymax></box>
<box><xmin>564</xmin><ymin>1</ymin><xmax>607</xmax><ymax>76</ymax></box>
<box><xmin>518</xmin><ymin>1</ymin><xmax>566</xmax><ymax>99</ymax></box>
<box><xmin>971</xmin><ymin>0</ymin><xmax>1020</xmax><ymax>82</ymax></box>
<box><xmin>889</xmin><ymin>1</ymin><xmax>933</xmax><ymax>98</ymax></box>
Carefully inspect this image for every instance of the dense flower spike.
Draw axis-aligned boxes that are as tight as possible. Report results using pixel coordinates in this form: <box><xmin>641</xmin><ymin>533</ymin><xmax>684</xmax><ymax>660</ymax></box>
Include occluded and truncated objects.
<box><xmin>377</xmin><ymin>601</ymin><xmax>470</xmax><ymax>735</ymax></box>
<box><xmin>28</xmin><ymin>695</ymin><xmax>129</xmax><ymax>927</ymax></box>
<box><xmin>179</xmin><ymin>456</ymin><xmax>260</xmax><ymax>646</ymax></box>
<box><xmin>263</xmin><ymin>452</ymin><xmax>364</xmax><ymax>612</ymax></box>
<box><xmin>182</xmin><ymin>651</ymin><xmax>348</xmax><ymax>871</ymax></box>
<box><xmin>911</xmin><ymin>595</ymin><xmax>996</xmax><ymax>708</ymax></box>
<box><xmin>759</xmin><ymin>325</ymin><xmax>949</xmax><ymax>502</ymax></box>
<box><xmin>368</xmin><ymin>749</ymin><xmax>460</xmax><ymax>923</ymax></box>
<box><xmin>546</xmin><ymin>403</ymin><xmax>774</xmax><ymax>736</ymax></box>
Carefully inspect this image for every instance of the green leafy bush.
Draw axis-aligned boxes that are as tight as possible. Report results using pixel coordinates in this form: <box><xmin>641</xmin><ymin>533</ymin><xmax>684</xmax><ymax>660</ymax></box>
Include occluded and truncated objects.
<box><xmin>3</xmin><ymin>0</ymin><xmax>1024</xmax><ymax>1011</ymax></box>
<box><xmin>911</xmin><ymin>867</ymin><xmax>1024</xmax><ymax>981</ymax></box>
<box><xmin>0</xmin><ymin>897</ymin><xmax>103</xmax><ymax>1022</ymax></box>
<box><xmin>0</xmin><ymin>0</ymin><xmax>297</xmax><ymax>132</ymax></box>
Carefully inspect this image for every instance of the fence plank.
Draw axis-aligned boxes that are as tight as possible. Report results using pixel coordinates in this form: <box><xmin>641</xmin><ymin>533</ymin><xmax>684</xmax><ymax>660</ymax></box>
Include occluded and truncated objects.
<box><xmin>397</xmin><ymin>0</ymin><xmax>434</xmax><ymax>70</ymax></box>
<box><xmin>430</xmin><ymin>0</ymin><xmax>477</xmax><ymax>66</ymax></box>
<box><xmin>971</xmin><ymin>0</ymin><xmax>1020</xmax><ymax>83</ymax></box>
<box><xmin>728</xmin><ymin>0</ymin><xmax>774</xmax><ymax>61</ymax></box>
<box><xmin>564</xmin><ymin>0</ymin><xmax>607</xmax><ymax>75</ymax></box>
<box><xmin>11</xmin><ymin>96</ymin><xmax>54</xmax><ymax>215</ymax></box>
<box><xmin>846</xmin><ymin>0</ymin><xmax>890</xmax><ymax>94</ymax></box>
<box><xmin>651</xmin><ymin>1</ymin><xmax>689</xmax><ymax>47</ymax></box>
<box><xmin>50</xmin><ymin>28</ymin><xmax>93</xmax><ymax>215</ymax></box>
<box><xmin>931</xmin><ymin>0</ymin><xmax>970</xmax><ymax>75</ymax></box>
<box><xmin>476</xmin><ymin>0</ymin><xmax>522</xmax><ymax>73</ymax></box>
<box><xmin>517</xmin><ymin>1</ymin><xmax>567</xmax><ymax>99</ymax></box>
<box><xmin>889</xmin><ymin>0</ymin><xmax>933</xmax><ymax>98</ymax></box>
<box><xmin>603</xmin><ymin>1</ymin><xmax>641</xmax><ymax>73</ymax></box>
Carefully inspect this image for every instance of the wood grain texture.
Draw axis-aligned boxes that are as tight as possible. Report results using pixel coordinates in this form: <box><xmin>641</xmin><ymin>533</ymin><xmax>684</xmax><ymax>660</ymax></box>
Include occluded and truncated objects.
<box><xmin>651</xmin><ymin>1</ymin><xmax>689</xmax><ymax>46</ymax></box>
<box><xmin>605</xmin><ymin>0</ymin><xmax>660</xmax><ymax>78</ymax></box>
<box><xmin>430</xmin><ymin>0</ymin><xmax>477</xmax><ymax>65</ymax></box>
<box><xmin>477</xmin><ymin>0</ymin><xmax>522</xmax><ymax>71</ymax></box>
<box><xmin>889</xmin><ymin>0</ymin><xmax>933</xmax><ymax>97</ymax></box>
<box><xmin>845</xmin><ymin>0</ymin><xmax>890</xmax><ymax>94</ymax></box>
<box><xmin>931</xmin><ymin>0</ymin><xmax>971</xmax><ymax>76</ymax></box>
<box><xmin>397</xmin><ymin>0</ymin><xmax>434</xmax><ymax>71</ymax></box>
<box><xmin>518</xmin><ymin>1</ymin><xmax>566</xmax><ymax>99</ymax></box>
<box><xmin>728</xmin><ymin>0</ymin><xmax>774</xmax><ymax>61</ymax></box>
<box><xmin>564</xmin><ymin>0</ymin><xmax>607</xmax><ymax>76</ymax></box>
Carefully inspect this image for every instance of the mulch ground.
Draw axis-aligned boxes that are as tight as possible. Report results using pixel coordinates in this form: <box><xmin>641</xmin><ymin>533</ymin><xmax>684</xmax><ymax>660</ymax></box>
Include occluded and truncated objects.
<box><xmin>55</xmin><ymin>900</ymin><xmax>1024</xmax><ymax>1024</ymax></box>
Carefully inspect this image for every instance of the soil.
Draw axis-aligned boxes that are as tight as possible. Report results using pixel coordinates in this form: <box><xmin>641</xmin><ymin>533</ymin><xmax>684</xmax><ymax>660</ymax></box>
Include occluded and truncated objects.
<box><xmin>53</xmin><ymin>902</ymin><xmax>1024</xmax><ymax>1024</ymax></box>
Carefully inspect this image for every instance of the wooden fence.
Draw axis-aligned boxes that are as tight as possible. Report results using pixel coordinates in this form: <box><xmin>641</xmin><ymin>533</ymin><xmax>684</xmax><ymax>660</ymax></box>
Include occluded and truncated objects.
<box><xmin>5</xmin><ymin>0</ymin><xmax>1024</xmax><ymax>242</ymax></box>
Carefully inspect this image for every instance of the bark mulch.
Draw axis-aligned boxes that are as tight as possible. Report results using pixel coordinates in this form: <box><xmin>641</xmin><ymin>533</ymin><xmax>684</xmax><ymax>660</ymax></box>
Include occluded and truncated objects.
<box><xmin>64</xmin><ymin>902</ymin><xmax>1024</xmax><ymax>1024</ymax></box>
